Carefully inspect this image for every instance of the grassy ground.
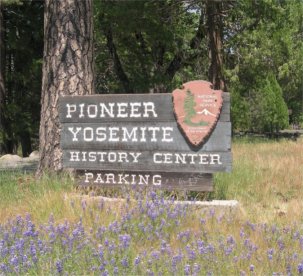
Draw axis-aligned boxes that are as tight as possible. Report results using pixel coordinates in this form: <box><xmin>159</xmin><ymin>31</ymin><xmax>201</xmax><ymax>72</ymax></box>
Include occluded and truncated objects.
<box><xmin>1</xmin><ymin>138</ymin><xmax>301</xmax><ymax>225</ymax></box>
<box><xmin>0</xmin><ymin>138</ymin><xmax>302</xmax><ymax>274</ymax></box>
<box><xmin>215</xmin><ymin>137</ymin><xmax>303</xmax><ymax>224</ymax></box>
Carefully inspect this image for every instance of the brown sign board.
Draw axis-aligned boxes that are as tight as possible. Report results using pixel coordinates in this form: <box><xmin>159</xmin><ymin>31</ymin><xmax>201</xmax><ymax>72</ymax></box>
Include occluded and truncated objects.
<box><xmin>59</xmin><ymin>80</ymin><xmax>232</xmax><ymax>191</ymax></box>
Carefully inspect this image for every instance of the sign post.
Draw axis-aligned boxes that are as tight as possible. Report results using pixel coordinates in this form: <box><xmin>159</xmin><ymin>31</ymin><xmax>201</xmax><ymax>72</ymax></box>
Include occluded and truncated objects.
<box><xmin>59</xmin><ymin>80</ymin><xmax>231</xmax><ymax>191</ymax></box>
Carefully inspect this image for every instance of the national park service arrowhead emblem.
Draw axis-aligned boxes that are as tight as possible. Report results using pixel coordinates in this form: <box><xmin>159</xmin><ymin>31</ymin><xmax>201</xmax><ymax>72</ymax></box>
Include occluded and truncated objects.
<box><xmin>172</xmin><ymin>80</ymin><xmax>223</xmax><ymax>147</ymax></box>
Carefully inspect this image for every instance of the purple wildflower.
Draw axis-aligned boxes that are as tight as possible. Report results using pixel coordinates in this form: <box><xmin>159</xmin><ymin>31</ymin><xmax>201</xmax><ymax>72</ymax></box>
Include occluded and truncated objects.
<box><xmin>193</xmin><ymin>263</ymin><xmax>201</xmax><ymax>274</ymax></box>
<box><xmin>99</xmin><ymin>263</ymin><xmax>105</xmax><ymax>271</ymax></box>
<box><xmin>0</xmin><ymin>263</ymin><xmax>9</xmax><ymax>273</ymax></box>
<box><xmin>227</xmin><ymin>235</ymin><xmax>236</xmax><ymax>245</ymax></box>
<box><xmin>225</xmin><ymin>246</ymin><xmax>233</xmax><ymax>256</ymax></box>
<box><xmin>134</xmin><ymin>256</ymin><xmax>140</xmax><ymax>266</ymax></box>
<box><xmin>184</xmin><ymin>264</ymin><xmax>191</xmax><ymax>275</ymax></box>
<box><xmin>121</xmin><ymin>257</ymin><xmax>128</xmax><ymax>268</ymax></box>
<box><xmin>119</xmin><ymin>234</ymin><xmax>131</xmax><ymax>249</ymax></box>
<box><xmin>150</xmin><ymin>250</ymin><xmax>160</xmax><ymax>261</ymax></box>
<box><xmin>278</xmin><ymin>238</ymin><xmax>285</xmax><ymax>251</ymax></box>
<box><xmin>102</xmin><ymin>270</ymin><xmax>109</xmax><ymax>276</ymax></box>
<box><xmin>209</xmin><ymin>209</ymin><xmax>215</xmax><ymax>217</ymax></box>
<box><xmin>240</xmin><ymin>228</ymin><xmax>245</xmax><ymax>238</ymax></box>
<box><xmin>10</xmin><ymin>255</ymin><xmax>18</xmax><ymax>267</ymax></box>
<box><xmin>81</xmin><ymin>200</ymin><xmax>87</xmax><ymax>211</ymax></box>
<box><xmin>268</xmin><ymin>248</ymin><xmax>274</xmax><ymax>260</ymax></box>
<box><xmin>56</xmin><ymin>260</ymin><xmax>63</xmax><ymax>274</ymax></box>
<box><xmin>177</xmin><ymin>230</ymin><xmax>191</xmax><ymax>243</ymax></box>
<box><xmin>172</xmin><ymin>253</ymin><xmax>183</xmax><ymax>270</ymax></box>
<box><xmin>98</xmin><ymin>246</ymin><xmax>104</xmax><ymax>260</ymax></box>
<box><xmin>185</xmin><ymin>245</ymin><xmax>196</xmax><ymax>260</ymax></box>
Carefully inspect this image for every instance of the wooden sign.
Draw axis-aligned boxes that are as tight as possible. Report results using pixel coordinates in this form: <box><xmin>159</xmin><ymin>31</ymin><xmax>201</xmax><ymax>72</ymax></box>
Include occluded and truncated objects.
<box><xmin>59</xmin><ymin>80</ymin><xmax>232</xmax><ymax>191</ymax></box>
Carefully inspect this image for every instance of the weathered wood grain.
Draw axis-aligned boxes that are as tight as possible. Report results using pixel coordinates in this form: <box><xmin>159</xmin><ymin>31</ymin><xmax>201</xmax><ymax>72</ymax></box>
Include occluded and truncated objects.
<box><xmin>76</xmin><ymin>170</ymin><xmax>213</xmax><ymax>191</ymax></box>
<box><xmin>59</xmin><ymin>93</ymin><xmax>230</xmax><ymax>123</ymax></box>
<box><xmin>60</xmin><ymin>121</ymin><xmax>231</xmax><ymax>152</ymax></box>
<box><xmin>62</xmin><ymin>150</ymin><xmax>232</xmax><ymax>173</ymax></box>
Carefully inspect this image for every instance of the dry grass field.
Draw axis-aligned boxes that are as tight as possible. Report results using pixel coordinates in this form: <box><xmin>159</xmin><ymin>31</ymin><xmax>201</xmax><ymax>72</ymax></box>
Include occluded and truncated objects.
<box><xmin>0</xmin><ymin>138</ymin><xmax>302</xmax><ymax>274</ymax></box>
<box><xmin>215</xmin><ymin>137</ymin><xmax>303</xmax><ymax>224</ymax></box>
<box><xmin>0</xmin><ymin>138</ymin><xmax>302</xmax><ymax>225</ymax></box>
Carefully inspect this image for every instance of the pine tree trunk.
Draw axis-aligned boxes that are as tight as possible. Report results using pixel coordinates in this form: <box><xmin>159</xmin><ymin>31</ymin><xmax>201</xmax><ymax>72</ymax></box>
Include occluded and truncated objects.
<box><xmin>206</xmin><ymin>1</ymin><xmax>227</xmax><ymax>91</ymax></box>
<box><xmin>37</xmin><ymin>0</ymin><xmax>94</xmax><ymax>175</ymax></box>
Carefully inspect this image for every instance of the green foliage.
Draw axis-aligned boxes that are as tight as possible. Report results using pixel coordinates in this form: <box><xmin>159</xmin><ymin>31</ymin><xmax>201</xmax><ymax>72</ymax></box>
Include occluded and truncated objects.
<box><xmin>230</xmin><ymin>84</ymin><xmax>251</xmax><ymax>132</ymax></box>
<box><xmin>1</xmin><ymin>0</ymin><xmax>43</xmax><ymax>154</ymax></box>
<box><xmin>1</xmin><ymin>0</ymin><xmax>302</xmax><ymax>150</ymax></box>
<box><xmin>0</xmin><ymin>171</ymin><xmax>73</xmax><ymax>205</ymax></box>
<box><xmin>225</xmin><ymin>0</ymin><xmax>303</xmax><ymax>129</ymax></box>
<box><xmin>231</xmin><ymin>72</ymin><xmax>289</xmax><ymax>133</ymax></box>
<box><xmin>93</xmin><ymin>0</ymin><xmax>302</xmax><ymax>131</ymax></box>
<box><xmin>94</xmin><ymin>0</ymin><xmax>206</xmax><ymax>93</ymax></box>
<box><xmin>249</xmin><ymin>74</ymin><xmax>289</xmax><ymax>133</ymax></box>
<box><xmin>1</xmin><ymin>0</ymin><xmax>22</xmax><ymax>5</ymax></box>
<box><xmin>183</xmin><ymin>90</ymin><xmax>196</xmax><ymax>123</ymax></box>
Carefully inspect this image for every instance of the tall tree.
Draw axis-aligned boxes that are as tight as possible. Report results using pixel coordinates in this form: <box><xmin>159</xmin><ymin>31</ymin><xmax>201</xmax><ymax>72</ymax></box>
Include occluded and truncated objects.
<box><xmin>225</xmin><ymin>0</ymin><xmax>303</xmax><ymax>130</ymax></box>
<box><xmin>37</xmin><ymin>0</ymin><xmax>94</xmax><ymax>175</ymax></box>
<box><xmin>0</xmin><ymin>3</ymin><xmax>5</xmax><ymax>154</ymax></box>
<box><xmin>95</xmin><ymin>0</ymin><xmax>206</xmax><ymax>94</ymax></box>
<box><xmin>206</xmin><ymin>0</ymin><xmax>227</xmax><ymax>91</ymax></box>
<box><xmin>0</xmin><ymin>0</ymin><xmax>43</xmax><ymax>156</ymax></box>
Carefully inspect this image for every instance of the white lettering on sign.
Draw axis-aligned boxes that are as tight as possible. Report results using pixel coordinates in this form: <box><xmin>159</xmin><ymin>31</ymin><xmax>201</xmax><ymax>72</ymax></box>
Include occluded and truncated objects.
<box><xmin>122</xmin><ymin>127</ymin><xmax>138</xmax><ymax>142</ymax></box>
<box><xmin>66</xmin><ymin>104</ymin><xmax>76</xmax><ymax>118</ymax></box>
<box><xmin>117</xmin><ymin>103</ymin><xmax>128</xmax><ymax>118</ymax></box>
<box><xmin>67</xmin><ymin>126</ymin><xmax>173</xmax><ymax>143</ymax></box>
<box><xmin>84</xmin><ymin>172</ymin><xmax>162</xmax><ymax>186</ymax></box>
<box><xmin>65</xmin><ymin>102</ymin><xmax>158</xmax><ymax>119</ymax></box>
<box><xmin>100</xmin><ymin>103</ymin><xmax>115</xmax><ymax>118</ymax></box>
<box><xmin>143</xmin><ymin>102</ymin><xmax>158</xmax><ymax>118</ymax></box>
<box><xmin>69</xmin><ymin>151</ymin><xmax>222</xmax><ymax>166</ymax></box>
<box><xmin>69</xmin><ymin>151</ymin><xmax>142</xmax><ymax>163</ymax></box>
<box><xmin>153</xmin><ymin>153</ymin><xmax>222</xmax><ymax>165</ymax></box>
<box><xmin>68</xmin><ymin>127</ymin><xmax>81</xmax><ymax>141</ymax></box>
<box><xmin>60</xmin><ymin>86</ymin><xmax>231</xmax><ymax>192</ymax></box>
<box><xmin>130</xmin><ymin>102</ymin><xmax>141</xmax><ymax>117</ymax></box>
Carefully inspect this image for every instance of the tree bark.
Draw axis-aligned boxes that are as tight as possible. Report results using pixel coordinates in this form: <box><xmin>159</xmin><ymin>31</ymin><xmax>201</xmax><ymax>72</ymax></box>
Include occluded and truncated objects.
<box><xmin>206</xmin><ymin>1</ymin><xmax>227</xmax><ymax>91</ymax></box>
<box><xmin>37</xmin><ymin>0</ymin><xmax>94</xmax><ymax>175</ymax></box>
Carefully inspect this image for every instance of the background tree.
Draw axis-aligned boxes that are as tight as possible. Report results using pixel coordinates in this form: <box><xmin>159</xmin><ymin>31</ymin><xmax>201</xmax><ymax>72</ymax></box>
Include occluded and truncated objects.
<box><xmin>37</xmin><ymin>0</ymin><xmax>94</xmax><ymax>175</ymax></box>
<box><xmin>94</xmin><ymin>0</ymin><xmax>207</xmax><ymax>93</ymax></box>
<box><xmin>0</xmin><ymin>0</ymin><xmax>302</xmax><ymax>159</ymax></box>
<box><xmin>249</xmin><ymin>74</ymin><xmax>289</xmax><ymax>133</ymax></box>
<box><xmin>0</xmin><ymin>2</ymin><xmax>5</xmax><ymax>154</ymax></box>
<box><xmin>0</xmin><ymin>0</ymin><xmax>43</xmax><ymax>156</ymax></box>
<box><xmin>225</xmin><ymin>0</ymin><xmax>303</xmax><ymax>131</ymax></box>
<box><xmin>205</xmin><ymin>0</ymin><xmax>228</xmax><ymax>91</ymax></box>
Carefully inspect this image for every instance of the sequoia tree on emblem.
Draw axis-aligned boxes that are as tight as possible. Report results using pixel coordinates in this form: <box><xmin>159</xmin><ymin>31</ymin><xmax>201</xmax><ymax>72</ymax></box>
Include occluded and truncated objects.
<box><xmin>172</xmin><ymin>80</ymin><xmax>223</xmax><ymax>147</ymax></box>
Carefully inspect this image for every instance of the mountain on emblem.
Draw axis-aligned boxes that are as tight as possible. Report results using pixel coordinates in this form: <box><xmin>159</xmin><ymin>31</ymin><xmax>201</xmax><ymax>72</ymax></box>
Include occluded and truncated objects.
<box><xmin>197</xmin><ymin>108</ymin><xmax>216</xmax><ymax>117</ymax></box>
<box><xmin>172</xmin><ymin>80</ymin><xmax>223</xmax><ymax>147</ymax></box>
